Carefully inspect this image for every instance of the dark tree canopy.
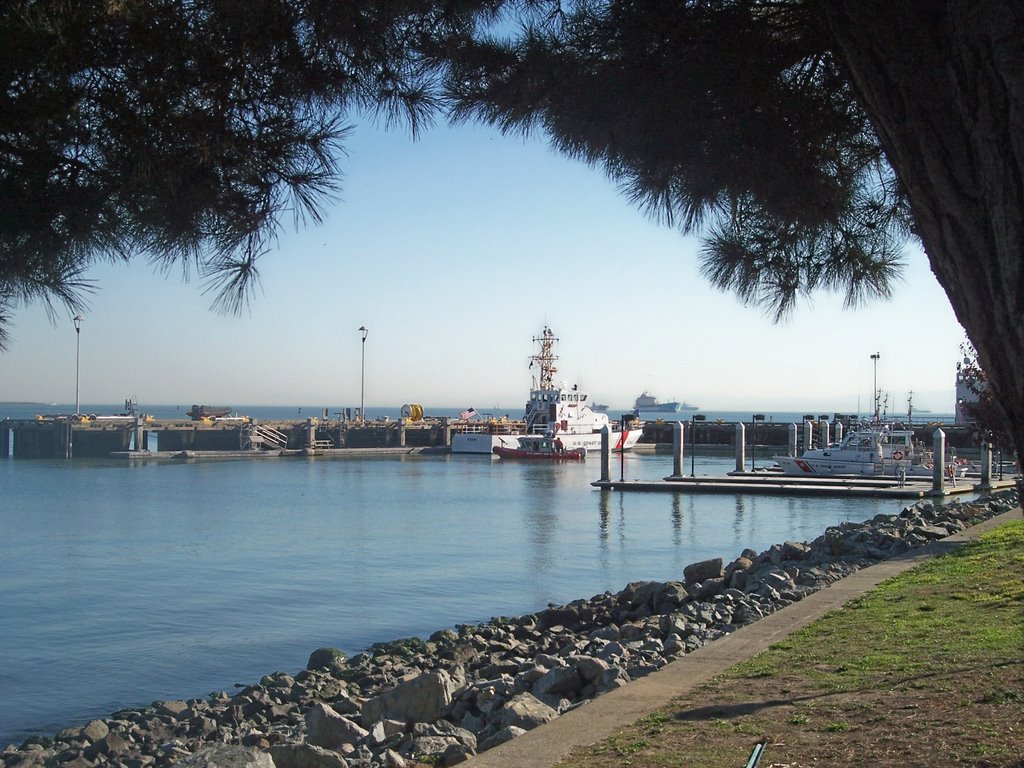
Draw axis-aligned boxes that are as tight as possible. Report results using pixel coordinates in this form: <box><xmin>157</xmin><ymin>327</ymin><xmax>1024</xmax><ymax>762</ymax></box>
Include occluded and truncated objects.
<box><xmin>957</xmin><ymin>341</ymin><xmax>1012</xmax><ymax>454</ymax></box>
<box><xmin>0</xmin><ymin>0</ymin><xmax>491</xmax><ymax>344</ymax></box>
<box><xmin>2</xmin><ymin>1</ymin><xmax>1023</xmax><ymax>471</ymax></box>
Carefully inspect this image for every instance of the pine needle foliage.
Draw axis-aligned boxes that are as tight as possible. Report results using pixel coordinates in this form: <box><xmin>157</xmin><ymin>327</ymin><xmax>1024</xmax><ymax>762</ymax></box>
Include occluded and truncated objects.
<box><xmin>445</xmin><ymin>0</ymin><xmax>915</xmax><ymax>317</ymax></box>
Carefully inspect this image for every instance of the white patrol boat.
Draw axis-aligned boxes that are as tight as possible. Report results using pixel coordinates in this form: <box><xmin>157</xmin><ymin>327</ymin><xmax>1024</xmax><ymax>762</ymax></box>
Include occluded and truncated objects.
<box><xmin>451</xmin><ymin>326</ymin><xmax>642</xmax><ymax>455</ymax></box>
<box><xmin>774</xmin><ymin>423</ymin><xmax>968</xmax><ymax>478</ymax></box>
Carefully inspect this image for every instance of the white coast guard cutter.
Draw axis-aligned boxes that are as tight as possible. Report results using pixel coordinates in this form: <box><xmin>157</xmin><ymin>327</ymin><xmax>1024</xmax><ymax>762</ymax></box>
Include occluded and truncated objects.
<box><xmin>451</xmin><ymin>326</ymin><xmax>642</xmax><ymax>455</ymax></box>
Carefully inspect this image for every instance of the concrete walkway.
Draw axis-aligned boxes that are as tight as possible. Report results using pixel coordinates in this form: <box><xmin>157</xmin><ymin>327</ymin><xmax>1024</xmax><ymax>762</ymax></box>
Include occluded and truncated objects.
<box><xmin>465</xmin><ymin>507</ymin><xmax>1022</xmax><ymax>768</ymax></box>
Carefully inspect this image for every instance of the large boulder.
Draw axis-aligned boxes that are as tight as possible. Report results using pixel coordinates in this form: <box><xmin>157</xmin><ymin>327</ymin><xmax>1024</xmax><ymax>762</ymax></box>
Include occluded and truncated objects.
<box><xmin>183</xmin><ymin>745</ymin><xmax>275</xmax><ymax>768</ymax></box>
<box><xmin>80</xmin><ymin>720</ymin><xmax>110</xmax><ymax>743</ymax></box>
<box><xmin>361</xmin><ymin>669</ymin><xmax>463</xmax><ymax>725</ymax></box>
<box><xmin>269</xmin><ymin>743</ymin><xmax>349</xmax><ymax>768</ymax></box>
<box><xmin>306</xmin><ymin>648</ymin><xmax>347</xmax><ymax>674</ymax></box>
<box><xmin>497</xmin><ymin>693</ymin><xmax>558</xmax><ymax>731</ymax></box>
<box><xmin>683</xmin><ymin>557</ymin><xmax>723</xmax><ymax>586</ymax></box>
<box><xmin>532</xmin><ymin>665</ymin><xmax>582</xmax><ymax>700</ymax></box>
<box><xmin>305</xmin><ymin>703</ymin><xmax>368</xmax><ymax>750</ymax></box>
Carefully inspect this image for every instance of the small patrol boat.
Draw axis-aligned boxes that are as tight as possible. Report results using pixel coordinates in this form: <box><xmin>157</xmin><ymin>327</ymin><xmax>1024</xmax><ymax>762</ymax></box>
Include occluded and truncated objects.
<box><xmin>493</xmin><ymin>435</ymin><xmax>586</xmax><ymax>461</ymax></box>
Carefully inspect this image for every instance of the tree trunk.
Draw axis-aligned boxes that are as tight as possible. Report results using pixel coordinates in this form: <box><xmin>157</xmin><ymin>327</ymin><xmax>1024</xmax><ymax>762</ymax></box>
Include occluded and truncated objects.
<box><xmin>822</xmin><ymin>1</ymin><xmax>1024</xmax><ymax>472</ymax></box>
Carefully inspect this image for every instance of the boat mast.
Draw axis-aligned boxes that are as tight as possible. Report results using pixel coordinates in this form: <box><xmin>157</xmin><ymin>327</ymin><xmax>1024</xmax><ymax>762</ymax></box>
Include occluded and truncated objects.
<box><xmin>529</xmin><ymin>326</ymin><xmax>559</xmax><ymax>390</ymax></box>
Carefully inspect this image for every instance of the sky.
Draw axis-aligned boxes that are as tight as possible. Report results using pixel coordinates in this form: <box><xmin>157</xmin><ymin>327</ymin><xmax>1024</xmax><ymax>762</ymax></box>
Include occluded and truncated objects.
<box><xmin>0</xmin><ymin>120</ymin><xmax>968</xmax><ymax>415</ymax></box>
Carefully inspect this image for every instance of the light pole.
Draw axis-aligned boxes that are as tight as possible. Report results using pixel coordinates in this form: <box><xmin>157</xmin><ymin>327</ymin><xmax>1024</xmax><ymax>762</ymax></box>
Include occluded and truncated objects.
<box><xmin>358</xmin><ymin>326</ymin><xmax>368</xmax><ymax>421</ymax></box>
<box><xmin>690</xmin><ymin>414</ymin><xmax>706</xmax><ymax>477</ymax></box>
<box><xmin>73</xmin><ymin>314</ymin><xmax>84</xmax><ymax>415</ymax></box>
<box><xmin>870</xmin><ymin>352</ymin><xmax>880</xmax><ymax>422</ymax></box>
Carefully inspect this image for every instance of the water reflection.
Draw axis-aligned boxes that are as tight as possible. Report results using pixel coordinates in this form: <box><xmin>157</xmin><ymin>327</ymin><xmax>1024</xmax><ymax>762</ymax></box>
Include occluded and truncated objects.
<box><xmin>733</xmin><ymin>496</ymin><xmax>746</xmax><ymax>539</ymax></box>
<box><xmin>671</xmin><ymin>495</ymin><xmax>683</xmax><ymax>545</ymax></box>
<box><xmin>519</xmin><ymin>464</ymin><xmax>561</xmax><ymax>575</ymax></box>
<box><xmin>598</xmin><ymin>489</ymin><xmax>611</xmax><ymax>572</ymax></box>
<box><xmin>598</xmin><ymin>489</ymin><xmax>611</xmax><ymax>542</ymax></box>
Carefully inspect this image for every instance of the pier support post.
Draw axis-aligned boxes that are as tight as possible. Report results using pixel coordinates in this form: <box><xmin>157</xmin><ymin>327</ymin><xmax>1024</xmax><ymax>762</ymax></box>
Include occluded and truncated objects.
<box><xmin>1</xmin><ymin>422</ymin><xmax>9</xmax><ymax>459</ymax></box>
<box><xmin>788</xmin><ymin>424</ymin><xmax>798</xmax><ymax>457</ymax></box>
<box><xmin>306</xmin><ymin>418</ymin><xmax>317</xmax><ymax>449</ymax></box>
<box><xmin>133</xmin><ymin>417</ymin><xmax>145</xmax><ymax>452</ymax></box>
<box><xmin>441</xmin><ymin>417</ymin><xmax>451</xmax><ymax>447</ymax></box>
<box><xmin>803</xmin><ymin>420</ymin><xmax>813</xmax><ymax>452</ymax></box>
<box><xmin>980</xmin><ymin>439</ymin><xmax>992</xmax><ymax>489</ymax></box>
<box><xmin>835</xmin><ymin>421</ymin><xmax>844</xmax><ymax>443</ymax></box>
<box><xmin>672</xmin><ymin>421</ymin><xmax>684</xmax><ymax>478</ymax></box>
<box><xmin>932</xmin><ymin>428</ymin><xmax>946</xmax><ymax>493</ymax></box>
<box><xmin>819</xmin><ymin>420</ymin><xmax>830</xmax><ymax>448</ymax></box>
<box><xmin>734</xmin><ymin>423</ymin><xmax>745</xmax><ymax>472</ymax></box>
<box><xmin>600</xmin><ymin>425</ymin><xmax>611</xmax><ymax>483</ymax></box>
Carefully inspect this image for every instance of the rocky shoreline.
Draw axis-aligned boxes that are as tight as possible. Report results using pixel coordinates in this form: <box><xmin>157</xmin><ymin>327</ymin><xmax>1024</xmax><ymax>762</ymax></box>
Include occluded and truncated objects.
<box><xmin>4</xmin><ymin>488</ymin><xmax>1019</xmax><ymax>768</ymax></box>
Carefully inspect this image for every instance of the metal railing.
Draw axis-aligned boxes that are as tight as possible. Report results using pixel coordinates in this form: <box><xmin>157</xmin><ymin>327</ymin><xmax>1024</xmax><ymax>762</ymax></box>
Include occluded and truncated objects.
<box><xmin>242</xmin><ymin>423</ymin><xmax>289</xmax><ymax>450</ymax></box>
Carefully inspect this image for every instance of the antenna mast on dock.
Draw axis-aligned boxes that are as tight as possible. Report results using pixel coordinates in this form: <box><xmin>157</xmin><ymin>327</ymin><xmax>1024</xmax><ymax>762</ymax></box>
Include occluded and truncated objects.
<box><xmin>529</xmin><ymin>326</ymin><xmax>559</xmax><ymax>390</ymax></box>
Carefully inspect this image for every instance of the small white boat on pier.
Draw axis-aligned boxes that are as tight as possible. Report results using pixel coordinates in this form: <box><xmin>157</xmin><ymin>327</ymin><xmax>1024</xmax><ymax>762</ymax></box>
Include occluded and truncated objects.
<box><xmin>774</xmin><ymin>424</ymin><xmax>968</xmax><ymax>479</ymax></box>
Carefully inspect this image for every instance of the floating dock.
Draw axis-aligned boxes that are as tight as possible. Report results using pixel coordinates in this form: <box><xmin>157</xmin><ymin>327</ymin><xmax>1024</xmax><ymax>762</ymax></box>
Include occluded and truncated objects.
<box><xmin>592</xmin><ymin>421</ymin><xmax>1017</xmax><ymax>499</ymax></box>
<box><xmin>592</xmin><ymin>472</ymin><xmax>1018</xmax><ymax>499</ymax></box>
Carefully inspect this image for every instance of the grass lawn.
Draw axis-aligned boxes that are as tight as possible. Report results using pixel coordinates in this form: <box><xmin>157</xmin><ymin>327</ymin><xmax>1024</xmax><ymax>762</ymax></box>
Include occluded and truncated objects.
<box><xmin>558</xmin><ymin>519</ymin><xmax>1024</xmax><ymax>768</ymax></box>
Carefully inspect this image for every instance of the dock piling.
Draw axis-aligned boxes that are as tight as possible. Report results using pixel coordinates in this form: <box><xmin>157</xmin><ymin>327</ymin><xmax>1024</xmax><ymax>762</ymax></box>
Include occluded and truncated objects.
<box><xmin>788</xmin><ymin>424</ymin><xmax>798</xmax><ymax>457</ymax></box>
<box><xmin>735</xmin><ymin>422</ymin><xmax>745</xmax><ymax>472</ymax></box>
<box><xmin>599</xmin><ymin>425</ymin><xmax>611</xmax><ymax>483</ymax></box>
<box><xmin>932</xmin><ymin>428</ymin><xmax>946</xmax><ymax>493</ymax></box>
<box><xmin>980</xmin><ymin>439</ymin><xmax>992</xmax><ymax>489</ymax></box>
<box><xmin>672</xmin><ymin>421</ymin><xmax>684</xmax><ymax>478</ymax></box>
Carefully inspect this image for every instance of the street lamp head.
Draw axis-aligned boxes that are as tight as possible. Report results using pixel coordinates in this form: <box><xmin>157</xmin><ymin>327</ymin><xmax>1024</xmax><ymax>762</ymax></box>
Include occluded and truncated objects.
<box><xmin>359</xmin><ymin>326</ymin><xmax>368</xmax><ymax>341</ymax></box>
<box><xmin>73</xmin><ymin>314</ymin><xmax>84</xmax><ymax>332</ymax></box>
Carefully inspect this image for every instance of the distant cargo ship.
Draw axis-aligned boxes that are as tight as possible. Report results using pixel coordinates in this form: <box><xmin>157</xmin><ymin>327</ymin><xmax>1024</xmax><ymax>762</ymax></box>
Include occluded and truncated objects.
<box><xmin>633</xmin><ymin>391</ymin><xmax>698</xmax><ymax>413</ymax></box>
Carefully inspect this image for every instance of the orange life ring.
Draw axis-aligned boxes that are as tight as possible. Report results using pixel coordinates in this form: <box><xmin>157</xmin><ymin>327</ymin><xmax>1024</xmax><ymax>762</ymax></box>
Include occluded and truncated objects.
<box><xmin>892</xmin><ymin>450</ymin><xmax>904</xmax><ymax>461</ymax></box>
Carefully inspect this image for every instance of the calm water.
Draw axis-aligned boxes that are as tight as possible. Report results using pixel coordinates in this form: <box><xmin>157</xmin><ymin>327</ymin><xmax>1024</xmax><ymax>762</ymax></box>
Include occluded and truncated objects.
<box><xmin>0</xmin><ymin>403</ymin><xmax>948</xmax><ymax>745</ymax></box>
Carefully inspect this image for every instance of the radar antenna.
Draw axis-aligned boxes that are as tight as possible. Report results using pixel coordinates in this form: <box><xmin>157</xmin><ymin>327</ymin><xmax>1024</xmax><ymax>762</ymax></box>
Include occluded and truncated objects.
<box><xmin>529</xmin><ymin>326</ymin><xmax>559</xmax><ymax>390</ymax></box>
